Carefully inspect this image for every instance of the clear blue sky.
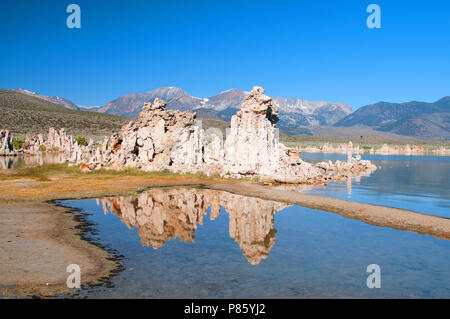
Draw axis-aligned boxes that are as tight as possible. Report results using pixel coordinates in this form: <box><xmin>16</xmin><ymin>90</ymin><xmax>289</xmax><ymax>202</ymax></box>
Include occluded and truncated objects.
<box><xmin>1</xmin><ymin>0</ymin><xmax>449</xmax><ymax>108</ymax></box>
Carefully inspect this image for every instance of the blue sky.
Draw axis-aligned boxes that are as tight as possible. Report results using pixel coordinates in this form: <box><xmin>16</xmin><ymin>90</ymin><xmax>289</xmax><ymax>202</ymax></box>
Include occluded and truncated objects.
<box><xmin>1</xmin><ymin>0</ymin><xmax>449</xmax><ymax>108</ymax></box>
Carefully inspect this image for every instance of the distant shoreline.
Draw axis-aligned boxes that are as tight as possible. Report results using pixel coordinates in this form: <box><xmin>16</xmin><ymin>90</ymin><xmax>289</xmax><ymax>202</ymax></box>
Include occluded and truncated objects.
<box><xmin>300</xmin><ymin>150</ymin><xmax>450</xmax><ymax>157</ymax></box>
<box><xmin>294</xmin><ymin>144</ymin><xmax>450</xmax><ymax>157</ymax></box>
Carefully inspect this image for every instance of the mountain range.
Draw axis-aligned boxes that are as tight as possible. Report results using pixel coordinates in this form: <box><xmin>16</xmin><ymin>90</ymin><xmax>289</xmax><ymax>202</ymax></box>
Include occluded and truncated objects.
<box><xmin>14</xmin><ymin>89</ymin><xmax>103</xmax><ymax>112</ymax></box>
<box><xmin>9</xmin><ymin>87</ymin><xmax>450</xmax><ymax>140</ymax></box>
<box><xmin>1</xmin><ymin>89</ymin><xmax>128</xmax><ymax>138</ymax></box>
<box><xmin>14</xmin><ymin>89</ymin><xmax>82</xmax><ymax>110</ymax></box>
<box><xmin>58</xmin><ymin>87</ymin><xmax>353</xmax><ymax>130</ymax></box>
<box><xmin>336</xmin><ymin>97</ymin><xmax>450</xmax><ymax>140</ymax></box>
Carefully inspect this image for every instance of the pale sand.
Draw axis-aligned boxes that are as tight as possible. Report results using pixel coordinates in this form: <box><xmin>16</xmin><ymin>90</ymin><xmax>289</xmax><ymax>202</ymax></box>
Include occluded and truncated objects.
<box><xmin>0</xmin><ymin>202</ymin><xmax>119</xmax><ymax>298</ymax></box>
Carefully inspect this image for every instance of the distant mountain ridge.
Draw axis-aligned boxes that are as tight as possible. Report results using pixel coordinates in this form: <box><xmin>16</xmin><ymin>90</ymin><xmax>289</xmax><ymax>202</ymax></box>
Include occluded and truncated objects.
<box><xmin>0</xmin><ymin>89</ymin><xmax>128</xmax><ymax>138</ymax></box>
<box><xmin>335</xmin><ymin>97</ymin><xmax>450</xmax><ymax>139</ymax></box>
<box><xmin>10</xmin><ymin>87</ymin><xmax>354</xmax><ymax>134</ymax></box>
<box><xmin>98</xmin><ymin>87</ymin><xmax>354</xmax><ymax>130</ymax></box>
<box><xmin>99</xmin><ymin>87</ymin><xmax>209</xmax><ymax>116</ymax></box>
<box><xmin>13</xmin><ymin>89</ymin><xmax>101</xmax><ymax>111</ymax></box>
<box><xmin>10</xmin><ymin>87</ymin><xmax>450</xmax><ymax>139</ymax></box>
<box><xmin>14</xmin><ymin>89</ymin><xmax>82</xmax><ymax>110</ymax></box>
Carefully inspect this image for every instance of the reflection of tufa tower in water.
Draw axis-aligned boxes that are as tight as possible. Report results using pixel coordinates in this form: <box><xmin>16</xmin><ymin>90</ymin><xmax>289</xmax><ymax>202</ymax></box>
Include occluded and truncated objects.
<box><xmin>99</xmin><ymin>188</ymin><xmax>287</xmax><ymax>265</ymax></box>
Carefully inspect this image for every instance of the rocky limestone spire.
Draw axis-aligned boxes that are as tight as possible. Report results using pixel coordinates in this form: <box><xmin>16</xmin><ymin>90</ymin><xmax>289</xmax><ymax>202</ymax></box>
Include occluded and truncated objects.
<box><xmin>139</xmin><ymin>98</ymin><xmax>167</xmax><ymax>121</ymax></box>
<box><xmin>150</xmin><ymin>98</ymin><xmax>166</xmax><ymax>111</ymax></box>
<box><xmin>224</xmin><ymin>86</ymin><xmax>281</xmax><ymax>176</ymax></box>
<box><xmin>239</xmin><ymin>86</ymin><xmax>278</xmax><ymax>124</ymax></box>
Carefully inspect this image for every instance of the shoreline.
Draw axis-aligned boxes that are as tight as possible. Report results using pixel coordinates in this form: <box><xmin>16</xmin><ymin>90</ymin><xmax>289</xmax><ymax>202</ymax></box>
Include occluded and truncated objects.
<box><xmin>1</xmin><ymin>174</ymin><xmax>449</xmax><ymax>298</ymax></box>
<box><xmin>0</xmin><ymin>201</ymin><xmax>121</xmax><ymax>298</ymax></box>
<box><xmin>297</xmin><ymin>149</ymin><xmax>450</xmax><ymax>157</ymax></box>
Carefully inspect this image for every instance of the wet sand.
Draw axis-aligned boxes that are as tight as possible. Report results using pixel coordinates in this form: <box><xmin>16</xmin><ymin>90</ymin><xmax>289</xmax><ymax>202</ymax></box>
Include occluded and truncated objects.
<box><xmin>0</xmin><ymin>175</ymin><xmax>449</xmax><ymax>298</ymax></box>
<box><xmin>0</xmin><ymin>202</ymin><xmax>119</xmax><ymax>298</ymax></box>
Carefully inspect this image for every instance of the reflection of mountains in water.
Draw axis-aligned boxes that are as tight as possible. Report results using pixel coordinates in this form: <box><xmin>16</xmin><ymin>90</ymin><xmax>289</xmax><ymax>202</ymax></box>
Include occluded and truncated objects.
<box><xmin>98</xmin><ymin>188</ymin><xmax>288</xmax><ymax>265</ymax></box>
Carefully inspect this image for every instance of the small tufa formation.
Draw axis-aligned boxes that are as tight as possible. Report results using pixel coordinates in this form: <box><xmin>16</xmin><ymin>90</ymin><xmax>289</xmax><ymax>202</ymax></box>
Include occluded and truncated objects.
<box><xmin>0</xmin><ymin>130</ymin><xmax>16</xmax><ymax>156</ymax></box>
<box><xmin>433</xmin><ymin>146</ymin><xmax>450</xmax><ymax>156</ymax></box>
<box><xmin>23</xmin><ymin>128</ymin><xmax>76</xmax><ymax>154</ymax></box>
<box><xmin>24</xmin><ymin>134</ymin><xmax>45</xmax><ymax>153</ymax></box>
<box><xmin>46</xmin><ymin>128</ymin><xmax>73</xmax><ymax>153</ymax></box>
<box><xmin>10</xmin><ymin>128</ymin><xmax>97</xmax><ymax>166</ymax></box>
<box><xmin>299</xmin><ymin>141</ymin><xmax>364</xmax><ymax>155</ymax></box>
<box><xmin>375</xmin><ymin>143</ymin><xmax>426</xmax><ymax>155</ymax></box>
<box><xmin>297</xmin><ymin>141</ymin><xmax>440</xmax><ymax>156</ymax></box>
<box><xmin>315</xmin><ymin>154</ymin><xmax>377</xmax><ymax>176</ymax></box>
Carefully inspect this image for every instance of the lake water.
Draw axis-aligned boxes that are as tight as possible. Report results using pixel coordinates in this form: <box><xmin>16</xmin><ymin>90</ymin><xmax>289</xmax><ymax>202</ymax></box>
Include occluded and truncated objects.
<box><xmin>0</xmin><ymin>153</ymin><xmax>67</xmax><ymax>169</ymax></box>
<box><xmin>302</xmin><ymin>153</ymin><xmax>450</xmax><ymax>218</ymax></box>
<box><xmin>60</xmin><ymin>154</ymin><xmax>450</xmax><ymax>298</ymax></box>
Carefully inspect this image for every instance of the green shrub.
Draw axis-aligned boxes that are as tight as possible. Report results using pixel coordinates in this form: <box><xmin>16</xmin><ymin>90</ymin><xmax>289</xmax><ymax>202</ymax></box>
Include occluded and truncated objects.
<box><xmin>39</xmin><ymin>145</ymin><xmax>46</xmax><ymax>152</ymax></box>
<box><xmin>75</xmin><ymin>136</ymin><xmax>88</xmax><ymax>146</ymax></box>
<box><xmin>12</xmin><ymin>138</ymin><xmax>25</xmax><ymax>150</ymax></box>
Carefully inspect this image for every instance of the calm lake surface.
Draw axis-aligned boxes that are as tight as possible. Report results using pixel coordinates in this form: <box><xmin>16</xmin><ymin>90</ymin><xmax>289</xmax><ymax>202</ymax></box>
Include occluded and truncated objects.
<box><xmin>61</xmin><ymin>154</ymin><xmax>450</xmax><ymax>298</ymax></box>
<box><xmin>0</xmin><ymin>153</ymin><xmax>67</xmax><ymax>169</ymax></box>
<box><xmin>302</xmin><ymin>153</ymin><xmax>450</xmax><ymax>218</ymax></box>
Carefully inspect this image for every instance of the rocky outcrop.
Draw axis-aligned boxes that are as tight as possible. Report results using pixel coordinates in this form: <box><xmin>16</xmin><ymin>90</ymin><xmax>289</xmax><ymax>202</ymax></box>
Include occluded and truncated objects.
<box><xmin>315</xmin><ymin>155</ymin><xmax>377</xmax><ymax>176</ymax></box>
<box><xmin>5</xmin><ymin>86</ymin><xmax>377</xmax><ymax>183</ymax></box>
<box><xmin>79</xmin><ymin>87</ymin><xmax>330</xmax><ymax>184</ymax></box>
<box><xmin>100</xmin><ymin>188</ymin><xmax>286</xmax><ymax>265</ymax></box>
<box><xmin>375</xmin><ymin>143</ymin><xmax>425</xmax><ymax>155</ymax></box>
<box><xmin>24</xmin><ymin>133</ymin><xmax>44</xmax><ymax>154</ymax></box>
<box><xmin>297</xmin><ymin>141</ymin><xmax>450</xmax><ymax>156</ymax></box>
<box><xmin>207</xmin><ymin>87</ymin><xmax>334</xmax><ymax>183</ymax></box>
<box><xmin>312</xmin><ymin>142</ymin><xmax>377</xmax><ymax>176</ymax></box>
<box><xmin>299</xmin><ymin>142</ymin><xmax>364</xmax><ymax>155</ymax></box>
<box><xmin>24</xmin><ymin>128</ymin><xmax>76</xmax><ymax>154</ymax></box>
<box><xmin>0</xmin><ymin>130</ymin><xmax>16</xmax><ymax>156</ymax></box>
<box><xmin>45</xmin><ymin>128</ymin><xmax>72</xmax><ymax>153</ymax></box>
<box><xmin>89</xmin><ymin>98</ymin><xmax>204</xmax><ymax>171</ymax></box>
<box><xmin>433</xmin><ymin>146</ymin><xmax>450</xmax><ymax>156</ymax></box>
<box><xmin>18</xmin><ymin>128</ymin><xmax>96</xmax><ymax>166</ymax></box>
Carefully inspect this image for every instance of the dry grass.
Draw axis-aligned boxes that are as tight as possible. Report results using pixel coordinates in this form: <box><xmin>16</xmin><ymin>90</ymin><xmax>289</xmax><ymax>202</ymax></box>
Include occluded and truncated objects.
<box><xmin>0</xmin><ymin>163</ymin><xmax>220</xmax><ymax>181</ymax></box>
<box><xmin>0</xmin><ymin>89</ymin><xmax>129</xmax><ymax>141</ymax></box>
<box><xmin>0</xmin><ymin>163</ymin><xmax>238</xmax><ymax>203</ymax></box>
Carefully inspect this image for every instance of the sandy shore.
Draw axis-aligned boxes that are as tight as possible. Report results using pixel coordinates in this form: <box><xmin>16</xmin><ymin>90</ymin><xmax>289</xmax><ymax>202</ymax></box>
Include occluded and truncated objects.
<box><xmin>0</xmin><ymin>202</ymin><xmax>119</xmax><ymax>298</ymax></box>
<box><xmin>0</xmin><ymin>174</ymin><xmax>449</xmax><ymax>298</ymax></box>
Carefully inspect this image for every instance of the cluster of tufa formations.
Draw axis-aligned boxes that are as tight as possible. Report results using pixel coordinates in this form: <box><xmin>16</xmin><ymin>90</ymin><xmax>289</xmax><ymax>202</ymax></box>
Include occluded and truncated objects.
<box><xmin>1</xmin><ymin>86</ymin><xmax>377</xmax><ymax>183</ymax></box>
<box><xmin>72</xmin><ymin>86</ymin><xmax>376</xmax><ymax>183</ymax></box>
<box><xmin>298</xmin><ymin>141</ymin><xmax>450</xmax><ymax>156</ymax></box>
